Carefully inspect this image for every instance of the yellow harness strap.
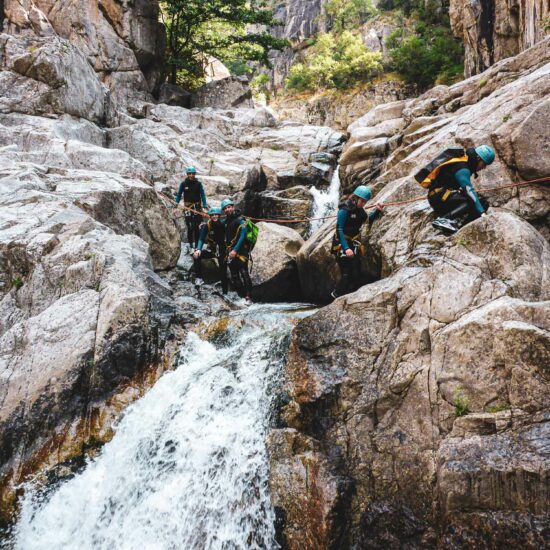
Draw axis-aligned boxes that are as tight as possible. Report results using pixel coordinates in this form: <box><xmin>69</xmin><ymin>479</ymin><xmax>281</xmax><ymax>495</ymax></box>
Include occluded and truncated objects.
<box><xmin>420</xmin><ymin>155</ymin><xmax>469</xmax><ymax>189</ymax></box>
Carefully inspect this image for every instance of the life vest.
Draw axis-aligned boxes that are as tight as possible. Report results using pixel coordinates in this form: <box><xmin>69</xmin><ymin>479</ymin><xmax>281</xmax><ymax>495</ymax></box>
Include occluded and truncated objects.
<box><xmin>181</xmin><ymin>177</ymin><xmax>203</xmax><ymax>205</ymax></box>
<box><xmin>225</xmin><ymin>210</ymin><xmax>250</xmax><ymax>257</ymax></box>
<box><xmin>204</xmin><ymin>219</ymin><xmax>226</xmax><ymax>251</ymax></box>
<box><xmin>331</xmin><ymin>200</ymin><xmax>368</xmax><ymax>255</ymax></box>
<box><xmin>414</xmin><ymin>149</ymin><xmax>469</xmax><ymax>189</ymax></box>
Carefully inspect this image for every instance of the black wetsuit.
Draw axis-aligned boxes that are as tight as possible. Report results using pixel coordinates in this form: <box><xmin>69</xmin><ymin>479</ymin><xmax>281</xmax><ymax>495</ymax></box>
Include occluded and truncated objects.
<box><xmin>195</xmin><ymin>219</ymin><xmax>228</xmax><ymax>293</ymax></box>
<box><xmin>427</xmin><ymin>149</ymin><xmax>488</xmax><ymax>224</ymax></box>
<box><xmin>225</xmin><ymin>210</ymin><xmax>252</xmax><ymax>299</ymax></box>
<box><xmin>331</xmin><ymin>199</ymin><xmax>380</xmax><ymax>298</ymax></box>
<box><xmin>175</xmin><ymin>177</ymin><xmax>207</xmax><ymax>247</ymax></box>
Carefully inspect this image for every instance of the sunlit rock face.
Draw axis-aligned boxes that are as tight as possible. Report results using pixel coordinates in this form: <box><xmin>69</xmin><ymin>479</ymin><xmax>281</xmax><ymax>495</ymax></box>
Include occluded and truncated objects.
<box><xmin>3</xmin><ymin>0</ymin><xmax>166</xmax><ymax>110</ymax></box>
<box><xmin>0</xmin><ymin>0</ymin><xmax>348</xmax><ymax>523</ymax></box>
<box><xmin>450</xmin><ymin>0</ymin><xmax>550</xmax><ymax>77</ymax></box>
<box><xmin>270</xmin><ymin>38</ymin><xmax>550</xmax><ymax>549</ymax></box>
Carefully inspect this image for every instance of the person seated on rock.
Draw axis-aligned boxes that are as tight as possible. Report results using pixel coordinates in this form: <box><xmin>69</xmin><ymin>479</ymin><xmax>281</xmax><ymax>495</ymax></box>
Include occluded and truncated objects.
<box><xmin>192</xmin><ymin>207</ymin><xmax>228</xmax><ymax>294</ymax></box>
<box><xmin>173</xmin><ymin>166</ymin><xmax>208</xmax><ymax>250</ymax></box>
<box><xmin>422</xmin><ymin>145</ymin><xmax>494</xmax><ymax>234</ymax></box>
<box><xmin>331</xmin><ymin>185</ymin><xmax>383</xmax><ymax>299</ymax></box>
<box><xmin>221</xmin><ymin>198</ymin><xmax>253</xmax><ymax>303</ymax></box>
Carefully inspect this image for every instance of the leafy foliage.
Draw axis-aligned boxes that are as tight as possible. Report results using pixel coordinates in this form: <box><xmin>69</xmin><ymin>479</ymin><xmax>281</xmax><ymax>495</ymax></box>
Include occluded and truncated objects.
<box><xmin>286</xmin><ymin>31</ymin><xmax>382</xmax><ymax>91</ymax></box>
<box><xmin>453</xmin><ymin>389</ymin><xmax>470</xmax><ymax>417</ymax></box>
<box><xmin>386</xmin><ymin>22</ymin><xmax>463</xmax><ymax>89</ymax></box>
<box><xmin>161</xmin><ymin>0</ymin><xmax>287</xmax><ymax>88</ymax></box>
<box><xmin>325</xmin><ymin>0</ymin><xmax>378</xmax><ymax>32</ymax></box>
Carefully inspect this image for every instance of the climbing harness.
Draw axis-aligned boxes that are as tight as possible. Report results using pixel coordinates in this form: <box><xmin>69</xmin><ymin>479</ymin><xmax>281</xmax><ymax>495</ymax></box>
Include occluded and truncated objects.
<box><xmin>159</xmin><ymin>176</ymin><xmax>549</xmax><ymax>225</ymax></box>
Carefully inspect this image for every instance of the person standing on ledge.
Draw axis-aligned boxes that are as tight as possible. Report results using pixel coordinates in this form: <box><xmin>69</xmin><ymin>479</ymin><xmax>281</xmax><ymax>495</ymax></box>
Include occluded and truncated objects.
<box><xmin>417</xmin><ymin>145</ymin><xmax>494</xmax><ymax>234</ymax></box>
<box><xmin>173</xmin><ymin>166</ymin><xmax>208</xmax><ymax>250</ymax></box>
<box><xmin>192</xmin><ymin>207</ymin><xmax>228</xmax><ymax>294</ymax></box>
<box><xmin>331</xmin><ymin>185</ymin><xmax>383</xmax><ymax>299</ymax></box>
<box><xmin>221</xmin><ymin>198</ymin><xmax>253</xmax><ymax>303</ymax></box>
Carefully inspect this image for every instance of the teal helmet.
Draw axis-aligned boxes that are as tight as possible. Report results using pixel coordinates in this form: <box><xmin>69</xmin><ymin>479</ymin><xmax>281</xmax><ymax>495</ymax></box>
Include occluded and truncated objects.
<box><xmin>353</xmin><ymin>185</ymin><xmax>372</xmax><ymax>201</ymax></box>
<box><xmin>474</xmin><ymin>145</ymin><xmax>495</xmax><ymax>166</ymax></box>
<box><xmin>221</xmin><ymin>198</ymin><xmax>234</xmax><ymax>209</ymax></box>
<box><xmin>186</xmin><ymin>166</ymin><xmax>197</xmax><ymax>174</ymax></box>
<box><xmin>208</xmin><ymin>207</ymin><xmax>222</xmax><ymax>215</ymax></box>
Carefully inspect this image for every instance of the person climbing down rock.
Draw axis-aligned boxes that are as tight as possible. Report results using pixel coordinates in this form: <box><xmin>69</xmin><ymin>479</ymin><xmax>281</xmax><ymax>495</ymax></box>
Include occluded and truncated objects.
<box><xmin>193</xmin><ymin>207</ymin><xmax>228</xmax><ymax>294</ymax></box>
<box><xmin>415</xmin><ymin>145</ymin><xmax>494</xmax><ymax>234</ymax></box>
<box><xmin>173</xmin><ymin>166</ymin><xmax>208</xmax><ymax>249</ymax></box>
<box><xmin>331</xmin><ymin>185</ymin><xmax>384</xmax><ymax>299</ymax></box>
<box><xmin>222</xmin><ymin>198</ymin><xmax>253</xmax><ymax>303</ymax></box>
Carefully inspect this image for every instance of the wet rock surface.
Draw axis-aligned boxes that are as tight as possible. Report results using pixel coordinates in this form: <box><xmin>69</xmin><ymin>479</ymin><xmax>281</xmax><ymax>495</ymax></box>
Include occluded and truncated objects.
<box><xmin>270</xmin><ymin>38</ymin><xmax>550</xmax><ymax>548</ymax></box>
<box><xmin>0</xmin><ymin>0</ymin><xmax>345</xmax><ymax>524</ymax></box>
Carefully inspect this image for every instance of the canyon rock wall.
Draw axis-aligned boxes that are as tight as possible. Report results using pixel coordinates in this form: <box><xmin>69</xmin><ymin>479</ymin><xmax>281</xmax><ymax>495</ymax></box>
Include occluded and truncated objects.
<box><xmin>270</xmin><ymin>37</ymin><xmax>550</xmax><ymax>548</ymax></box>
<box><xmin>450</xmin><ymin>0</ymin><xmax>550</xmax><ymax>76</ymax></box>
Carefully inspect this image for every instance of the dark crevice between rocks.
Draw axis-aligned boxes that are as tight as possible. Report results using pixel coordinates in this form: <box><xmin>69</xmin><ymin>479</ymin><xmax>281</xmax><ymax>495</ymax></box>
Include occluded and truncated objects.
<box><xmin>479</xmin><ymin>0</ymin><xmax>496</xmax><ymax>70</ymax></box>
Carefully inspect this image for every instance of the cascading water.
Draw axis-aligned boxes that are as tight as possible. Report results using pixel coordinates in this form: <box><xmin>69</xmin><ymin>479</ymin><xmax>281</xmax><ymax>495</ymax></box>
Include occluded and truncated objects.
<box><xmin>11</xmin><ymin>303</ymin><xmax>313</xmax><ymax>550</ymax></box>
<box><xmin>308</xmin><ymin>168</ymin><xmax>341</xmax><ymax>235</ymax></box>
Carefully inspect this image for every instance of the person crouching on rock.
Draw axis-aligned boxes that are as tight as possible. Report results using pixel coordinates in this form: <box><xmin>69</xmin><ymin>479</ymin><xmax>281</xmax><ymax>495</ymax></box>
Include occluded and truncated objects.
<box><xmin>331</xmin><ymin>185</ymin><xmax>383</xmax><ymax>299</ymax></box>
<box><xmin>221</xmin><ymin>198</ymin><xmax>253</xmax><ymax>303</ymax></box>
<box><xmin>193</xmin><ymin>207</ymin><xmax>228</xmax><ymax>294</ymax></box>
<box><xmin>422</xmin><ymin>145</ymin><xmax>494</xmax><ymax>234</ymax></box>
<box><xmin>173</xmin><ymin>166</ymin><xmax>208</xmax><ymax>250</ymax></box>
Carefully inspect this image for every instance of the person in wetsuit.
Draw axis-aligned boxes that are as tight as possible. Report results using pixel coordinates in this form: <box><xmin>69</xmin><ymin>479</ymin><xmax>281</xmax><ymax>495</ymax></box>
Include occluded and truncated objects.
<box><xmin>221</xmin><ymin>198</ymin><xmax>253</xmax><ymax>302</ymax></box>
<box><xmin>173</xmin><ymin>166</ymin><xmax>208</xmax><ymax>249</ymax></box>
<box><xmin>428</xmin><ymin>145</ymin><xmax>494</xmax><ymax>234</ymax></box>
<box><xmin>192</xmin><ymin>207</ymin><xmax>228</xmax><ymax>294</ymax></box>
<box><xmin>331</xmin><ymin>185</ymin><xmax>383</xmax><ymax>299</ymax></box>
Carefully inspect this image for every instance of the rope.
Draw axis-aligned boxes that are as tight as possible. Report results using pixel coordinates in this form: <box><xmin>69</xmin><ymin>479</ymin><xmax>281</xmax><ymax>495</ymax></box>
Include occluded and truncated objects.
<box><xmin>159</xmin><ymin>176</ymin><xmax>549</xmax><ymax>224</ymax></box>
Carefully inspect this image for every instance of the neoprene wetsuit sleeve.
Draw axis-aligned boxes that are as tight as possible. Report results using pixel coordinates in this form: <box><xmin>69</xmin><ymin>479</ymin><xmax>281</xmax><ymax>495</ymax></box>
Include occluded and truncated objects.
<box><xmin>336</xmin><ymin>209</ymin><xmax>349</xmax><ymax>250</ymax></box>
<box><xmin>368</xmin><ymin>208</ymin><xmax>381</xmax><ymax>224</ymax></box>
<box><xmin>455</xmin><ymin>168</ymin><xmax>485</xmax><ymax>215</ymax></box>
<box><xmin>175</xmin><ymin>181</ymin><xmax>184</xmax><ymax>204</ymax></box>
<box><xmin>199</xmin><ymin>182</ymin><xmax>208</xmax><ymax>208</ymax></box>
<box><xmin>232</xmin><ymin>220</ymin><xmax>248</xmax><ymax>253</ymax></box>
<box><xmin>196</xmin><ymin>224</ymin><xmax>208</xmax><ymax>251</ymax></box>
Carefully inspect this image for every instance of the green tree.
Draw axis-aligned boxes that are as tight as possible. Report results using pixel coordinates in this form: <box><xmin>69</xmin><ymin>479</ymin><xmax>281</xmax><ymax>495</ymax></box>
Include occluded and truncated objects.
<box><xmin>386</xmin><ymin>24</ymin><xmax>463</xmax><ymax>89</ymax></box>
<box><xmin>286</xmin><ymin>31</ymin><xmax>382</xmax><ymax>92</ymax></box>
<box><xmin>325</xmin><ymin>0</ymin><xmax>378</xmax><ymax>32</ymax></box>
<box><xmin>161</xmin><ymin>0</ymin><xmax>287</xmax><ymax>87</ymax></box>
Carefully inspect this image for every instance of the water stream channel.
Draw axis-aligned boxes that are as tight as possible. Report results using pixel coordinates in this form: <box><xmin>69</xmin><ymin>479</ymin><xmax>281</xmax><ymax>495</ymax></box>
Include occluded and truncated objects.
<box><xmin>10</xmin><ymin>303</ymin><xmax>315</xmax><ymax>550</ymax></box>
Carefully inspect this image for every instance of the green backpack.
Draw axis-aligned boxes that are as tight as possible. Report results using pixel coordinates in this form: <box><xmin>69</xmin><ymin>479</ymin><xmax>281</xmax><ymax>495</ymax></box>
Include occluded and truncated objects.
<box><xmin>245</xmin><ymin>218</ymin><xmax>259</xmax><ymax>250</ymax></box>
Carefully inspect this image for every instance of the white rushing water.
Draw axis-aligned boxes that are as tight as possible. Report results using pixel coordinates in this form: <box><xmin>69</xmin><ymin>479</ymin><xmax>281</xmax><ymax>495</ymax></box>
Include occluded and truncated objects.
<box><xmin>309</xmin><ymin>168</ymin><xmax>341</xmax><ymax>235</ymax></box>
<box><xmin>12</xmin><ymin>303</ymin><xmax>313</xmax><ymax>550</ymax></box>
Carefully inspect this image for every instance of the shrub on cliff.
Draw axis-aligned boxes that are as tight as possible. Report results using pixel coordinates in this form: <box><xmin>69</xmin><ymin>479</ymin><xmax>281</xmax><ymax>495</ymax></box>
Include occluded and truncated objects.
<box><xmin>325</xmin><ymin>0</ymin><xmax>378</xmax><ymax>32</ymax></box>
<box><xmin>386</xmin><ymin>24</ymin><xmax>463</xmax><ymax>89</ymax></box>
<box><xmin>286</xmin><ymin>31</ymin><xmax>382</xmax><ymax>92</ymax></box>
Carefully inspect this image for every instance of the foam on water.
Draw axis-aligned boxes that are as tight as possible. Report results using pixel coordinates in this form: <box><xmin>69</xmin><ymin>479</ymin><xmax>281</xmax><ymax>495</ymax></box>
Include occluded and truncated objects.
<box><xmin>309</xmin><ymin>168</ymin><xmax>341</xmax><ymax>235</ymax></box>
<box><xmin>13</xmin><ymin>303</ymin><xmax>312</xmax><ymax>550</ymax></box>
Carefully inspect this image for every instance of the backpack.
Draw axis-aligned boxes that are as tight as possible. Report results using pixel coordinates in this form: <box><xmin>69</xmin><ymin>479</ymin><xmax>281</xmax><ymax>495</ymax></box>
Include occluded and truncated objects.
<box><xmin>245</xmin><ymin>218</ymin><xmax>259</xmax><ymax>250</ymax></box>
<box><xmin>414</xmin><ymin>148</ymin><xmax>468</xmax><ymax>189</ymax></box>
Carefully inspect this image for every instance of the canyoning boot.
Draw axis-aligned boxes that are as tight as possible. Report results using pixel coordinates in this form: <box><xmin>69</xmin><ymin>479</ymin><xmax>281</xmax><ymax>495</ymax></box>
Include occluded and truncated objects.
<box><xmin>432</xmin><ymin>217</ymin><xmax>460</xmax><ymax>234</ymax></box>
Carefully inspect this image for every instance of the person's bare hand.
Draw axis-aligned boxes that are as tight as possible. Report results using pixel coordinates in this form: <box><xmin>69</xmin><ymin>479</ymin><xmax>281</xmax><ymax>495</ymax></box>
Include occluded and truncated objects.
<box><xmin>375</xmin><ymin>203</ymin><xmax>384</xmax><ymax>211</ymax></box>
<box><xmin>193</xmin><ymin>250</ymin><xmax>201</xmax><ymax>259</ymax></box>
<box><xmin>229</xmin><ymin>250</ymin><xmax>237</xmax><ymax>259</ymax></box>
<box><xmin>345</xmin><ymin>248</ymin><xmax>354</xmax><ymax>258</ymax></box>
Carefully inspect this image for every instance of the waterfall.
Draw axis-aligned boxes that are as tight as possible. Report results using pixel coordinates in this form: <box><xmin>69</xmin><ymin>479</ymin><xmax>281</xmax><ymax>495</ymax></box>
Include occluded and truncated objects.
<box><xmin>309</xmin><ymin>168</ymin><xmax>341</xmax><ymax>235</ymax></box>
<box><xmin>12</xmin><ymin>303</ymin><xmax>313</xmax><ymax>550</ymax></box>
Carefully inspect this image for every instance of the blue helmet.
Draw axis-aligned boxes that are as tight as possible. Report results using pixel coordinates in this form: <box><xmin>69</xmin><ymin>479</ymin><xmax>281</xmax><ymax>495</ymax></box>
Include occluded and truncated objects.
<box><xmin>208</xmin><ymin>207</ymin><xmax>222</xmax><ymax>215</ymax></box>
<box><xmin>353</xmin><ymin>185</ymin><xmax>372</xmax><ymax>201</ymax></box>
<box><xmin>186</xmin><ymin>166</ymin><xmax>197</xmax><ymax>174</ymax></box>
<box><xmin>221</xmin><ymin>198</ymin><xmax>234</xmax><ymax>209</ymax></box>
<box><xmin>475</xmin><ymin>145</ymin><xmax>495</xmax><ymax>166</ymax></box>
